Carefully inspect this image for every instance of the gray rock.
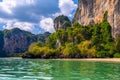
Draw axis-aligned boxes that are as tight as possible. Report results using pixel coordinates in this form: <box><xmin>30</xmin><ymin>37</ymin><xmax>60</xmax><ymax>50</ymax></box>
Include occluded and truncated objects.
<box><xmin>1</xmin><ymin>28</ymin><xmax>50</xmax><ymax>54</ymax></box>
<box><xmin>54</xmin><ymin>15</ymin><xmax>71</xmax><ymax>30</ymax></box>
<box><xmin>3</xmin><ymin>28</ymin><xmax>36</xmax><ymax>53</ymax></box>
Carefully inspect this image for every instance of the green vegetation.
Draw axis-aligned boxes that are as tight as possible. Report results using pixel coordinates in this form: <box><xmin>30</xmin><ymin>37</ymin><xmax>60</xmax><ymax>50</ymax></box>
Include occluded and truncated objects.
<box><xmin>63</xmin><ymin>43</ymin><xmax>80</xmax><ymax>58</ymax></box>
<box><xmin>36</xmin><ymin>32</ymin><xmax>51</xmax><ymax>42</ymax></box>
<box><xmin>114</xmin><ymin>53</ymin><xmax>120</xmax><ymax>58</ymax></box>
<box><xmin>22</xmin><ymin>12</ymin><xmax>120</xmax><ymax>59</ymax></box>
<box><xmin>22</xmin><ymin>42</ymin><xmax>56</xmax><ymax>58</ymax></box>
<box><xmin>78</xmin><ymin>40</ymin><xmax>96</xmax><ymax>58</ymax></box>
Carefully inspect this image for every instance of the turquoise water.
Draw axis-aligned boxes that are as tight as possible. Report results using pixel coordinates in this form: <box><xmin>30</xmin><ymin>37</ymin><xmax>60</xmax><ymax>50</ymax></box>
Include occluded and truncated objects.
<box><xmin>0</xmin><ymin>59</ymin><xmax>120</xmax><ymax>80</ymax></box>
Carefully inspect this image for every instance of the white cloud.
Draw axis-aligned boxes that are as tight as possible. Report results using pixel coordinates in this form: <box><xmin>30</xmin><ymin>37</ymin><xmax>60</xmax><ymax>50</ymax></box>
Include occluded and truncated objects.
<box><xmin>0</xmin><ymin>18</ymin><xmax>4</xmax><ymax>23</ymax></box>
<box><xmin>1</xmin><ymin>0</ymin><xmax>35</xmax><ymax>7</ymax></box>
<box><xmin>0</xmin><ymin>0</ymin><xmax>35</xmax><ymax>14</ymax></box>
<box><xmin>53</xmin><ymin>0</ymin><xmax>77</xmax><ymax>17</ymax></box>
<box><xmin>3</xmin><ymin>21</ymin><xmax>35</xmax><ymax>31</ymax></box>
<box><xmin>0</xmin><ymin>0</ymin><xmax>77</xmax><ymax>33</ymax></box>
<box><xmin>0</xmin><ymin>0</ymin><xmax>59</xmax><ymax>33</ymax></box>
<box><xmin>40</xmin><ymin>17</ymin><xmax>55</xmax><ymax>33</ymax></box>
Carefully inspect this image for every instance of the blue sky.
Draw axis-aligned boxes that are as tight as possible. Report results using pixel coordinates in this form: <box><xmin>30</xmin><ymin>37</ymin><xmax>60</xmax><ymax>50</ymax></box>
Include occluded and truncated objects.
<box><xmin>0</xmin><ymin>0</ymin><xmax>78</xmax><ymax>34</ymax></box>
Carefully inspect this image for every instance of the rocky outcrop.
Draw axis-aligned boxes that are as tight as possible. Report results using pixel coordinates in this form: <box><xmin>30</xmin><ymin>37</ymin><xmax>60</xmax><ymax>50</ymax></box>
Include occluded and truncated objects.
<box><xmin>3</xmin><ymin>28</ymin><xmax>36</xmax><ymax>53</ymax></box>
<box><xmin>54</xmin><ymin>15</ymin><xmax>71</xmax><ymax>48</ymax></box>
<box><xmin>54</xmin><ymin>15</ymin><xmax>71</xmax><ymax>30</ymax></box>
<box><xmin>0</xmin><ymin>28</ymin><xmax>51</xmax><ymax>54</ymax></box>
<box><xmin>74</xmin><ymin>0</ymin><xmax>120</xmax><ymax>37</ymax></box>
<box><xmin>55</xmin><ymin>39</ymin><xmax>61</xmax><ymax>48</ymax></box>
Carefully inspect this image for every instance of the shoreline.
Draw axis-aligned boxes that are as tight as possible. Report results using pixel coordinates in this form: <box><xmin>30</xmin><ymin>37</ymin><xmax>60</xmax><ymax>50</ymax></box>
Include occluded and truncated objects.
<box><xmin>1</xmin><ymin>57</ymin><xmax>120</xmax><ymax>62</ymax></box>
<box><xmin>51</xmin><ymin>58</ymin><xmax>120</xmax><ymax>62</ymax></box>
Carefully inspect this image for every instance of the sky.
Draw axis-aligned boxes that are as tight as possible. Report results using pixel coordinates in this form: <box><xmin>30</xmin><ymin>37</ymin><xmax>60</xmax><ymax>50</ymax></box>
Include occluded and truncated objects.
<box><xmin>0</xmin><ymin>0</ymin><xmax>78</xmax><ymax>34</ymax></box>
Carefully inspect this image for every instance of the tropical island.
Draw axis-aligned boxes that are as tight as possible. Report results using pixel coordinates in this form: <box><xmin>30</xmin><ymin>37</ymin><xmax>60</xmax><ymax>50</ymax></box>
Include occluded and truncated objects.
<box><xmin>21</xmin><ymin>11</ymin><xmax>120</xmax><ymax>59</ymax></box>
<box><xmin>0</xmin><ymin>0</ymin><xmax>120</xmax><ymax>59</ymax></box>
<box><xmin>1</xmin><ymin>0</ymin><xmax>120</xmax><ymax>80</ymax></box>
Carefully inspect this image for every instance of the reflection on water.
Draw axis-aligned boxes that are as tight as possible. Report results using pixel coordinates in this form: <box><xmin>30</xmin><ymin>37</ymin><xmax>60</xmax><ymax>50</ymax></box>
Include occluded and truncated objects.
<box><xmin>0</xmin><ymin>58</ymin><xmax>120</xmax><ymax>80</ymax></box>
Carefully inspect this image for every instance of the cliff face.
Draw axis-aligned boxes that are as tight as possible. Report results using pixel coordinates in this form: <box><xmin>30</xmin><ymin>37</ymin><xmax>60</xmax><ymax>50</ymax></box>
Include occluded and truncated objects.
<box><xmin>74</xmin><ymin>0</ymin><xmax>120</xmax><ymax>37</ymax></box>
<box><xmin>0</xmin><ymin>28</ymin><xmax>50</xmax><ymax>54</ymax></box>
<box><xmin>3</xmin><ymin>28</ymin><xmax>36</xmax><ymax>53</ymax></box>
<box><xmin>54</xmin><ymin>15</ymin><xmax>71</xmax><ymax>30</ymax></box>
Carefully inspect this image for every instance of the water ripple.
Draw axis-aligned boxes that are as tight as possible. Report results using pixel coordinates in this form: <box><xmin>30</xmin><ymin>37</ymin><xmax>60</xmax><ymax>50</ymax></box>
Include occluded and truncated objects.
<box><xmin>0</xmin><ymin>58</ymin><xmax>120</xmax><ymax>80</ymax></box>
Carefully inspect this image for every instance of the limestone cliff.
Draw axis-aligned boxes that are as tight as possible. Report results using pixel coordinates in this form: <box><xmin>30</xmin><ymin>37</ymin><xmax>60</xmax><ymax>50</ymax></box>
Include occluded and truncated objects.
<box><xmin>74</xmin><ymin>0</ymin><xmax>120</xmax><ymax>37</ymax></box>
<box><xmin>54</xmin><ymin>15</ymin><xmax>71</xmax><ymax>30</ymax></box>
<box><xmin>3</xmin><ymin>28</ymin><xmax>36</xmax><ymax>53</ymax></box>
<box><xmin>0</xmin><ymin>28</ymin><xmax>50</xmax><ymax>54</ymax></box>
